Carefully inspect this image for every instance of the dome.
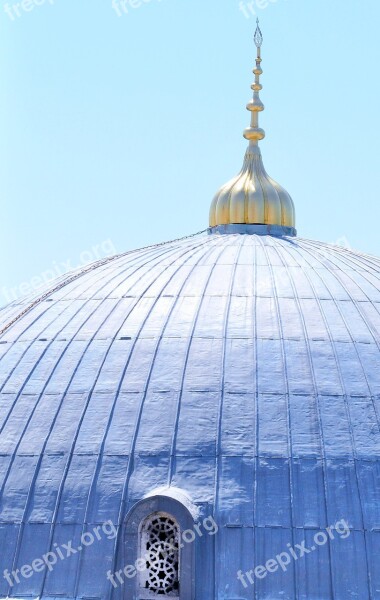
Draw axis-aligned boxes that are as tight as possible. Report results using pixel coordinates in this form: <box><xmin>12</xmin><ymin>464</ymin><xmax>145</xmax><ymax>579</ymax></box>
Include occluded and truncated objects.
<box><xmin>1</xmin><ymin>21</ymin><xmax>379</xmax><ymax>600</ymax></box>
<box><xmin>0</xmin><ymin>232</ymin><xmax>379</xmax><ymax>599</ymax></box>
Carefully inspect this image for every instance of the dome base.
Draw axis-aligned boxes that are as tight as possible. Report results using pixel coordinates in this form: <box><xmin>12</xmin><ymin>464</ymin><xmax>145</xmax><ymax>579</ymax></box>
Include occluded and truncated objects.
<box><xmin>208</xmin><ymin>223</ymin><xmax>297</xmax><ymax>237</ymax></box>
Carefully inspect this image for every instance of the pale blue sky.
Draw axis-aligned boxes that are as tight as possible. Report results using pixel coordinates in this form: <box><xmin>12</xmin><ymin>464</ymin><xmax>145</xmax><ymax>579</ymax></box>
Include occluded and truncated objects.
<box><xmin>1</xmin><ymin>0</ymin><xmax>379</xmax><ymax>304</ymax></box>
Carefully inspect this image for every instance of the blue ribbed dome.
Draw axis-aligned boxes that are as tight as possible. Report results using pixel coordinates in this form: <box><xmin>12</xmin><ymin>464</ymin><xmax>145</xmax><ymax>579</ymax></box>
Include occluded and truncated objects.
<box><xmin>0</xmin><ymin>232</ymin><xmax>379</xmax><ymax>599</ymax></box>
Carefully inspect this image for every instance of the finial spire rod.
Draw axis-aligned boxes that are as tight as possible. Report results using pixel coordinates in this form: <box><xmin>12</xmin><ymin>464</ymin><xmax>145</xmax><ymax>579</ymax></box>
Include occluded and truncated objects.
<box><xmin>244</xmin><ymin>19</ymin><xmax>265</xmax><ymax>146</ymax></box>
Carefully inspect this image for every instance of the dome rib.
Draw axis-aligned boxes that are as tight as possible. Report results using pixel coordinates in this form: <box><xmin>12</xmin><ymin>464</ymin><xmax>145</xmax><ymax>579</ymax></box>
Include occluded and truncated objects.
<box><xmin>255</xmin><ymin>235</ymin><xmax>297</xmax><ymax>545</ymax></box>
<box><xmin>212</xmin><ymin>237</ymin><xmax>246</xmax><ymax>520</ymax></box>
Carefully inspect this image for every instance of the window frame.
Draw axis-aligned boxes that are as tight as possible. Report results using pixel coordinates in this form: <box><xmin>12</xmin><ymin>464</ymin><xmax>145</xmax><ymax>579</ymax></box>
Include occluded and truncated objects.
<box><xmin>123</xmin><ymin>494</ymin><xmax>195</xmax><ymax>600</ymax></box>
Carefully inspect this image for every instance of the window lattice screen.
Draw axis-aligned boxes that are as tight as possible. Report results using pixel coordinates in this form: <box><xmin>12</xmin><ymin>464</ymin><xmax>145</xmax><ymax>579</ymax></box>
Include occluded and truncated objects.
<box><xmin>141</xmin><ymin>514</ymin><xmax>180</xmax><ymax>597</ymax></box>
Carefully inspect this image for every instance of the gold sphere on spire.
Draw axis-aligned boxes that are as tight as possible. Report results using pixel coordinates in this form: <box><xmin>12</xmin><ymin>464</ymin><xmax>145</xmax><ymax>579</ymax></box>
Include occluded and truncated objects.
<box><xmin>209</xmin><ymin>23</ymin><xmax>296</xmax><ymax>235</ymax></box>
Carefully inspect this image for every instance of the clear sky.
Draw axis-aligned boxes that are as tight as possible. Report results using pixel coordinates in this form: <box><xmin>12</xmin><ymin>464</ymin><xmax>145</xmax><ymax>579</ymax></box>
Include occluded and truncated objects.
<box><xmin>1</xmin><ymin>0</ymin><xmax>379</xmax><ymax>305</ymax></box>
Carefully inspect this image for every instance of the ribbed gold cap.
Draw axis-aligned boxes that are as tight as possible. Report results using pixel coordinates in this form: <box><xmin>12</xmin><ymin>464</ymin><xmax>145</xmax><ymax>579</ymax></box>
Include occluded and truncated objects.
<box><xmin>209</xmin><ymin>22</ymin><xmax>296</xmax><ymax>232</ymax></box>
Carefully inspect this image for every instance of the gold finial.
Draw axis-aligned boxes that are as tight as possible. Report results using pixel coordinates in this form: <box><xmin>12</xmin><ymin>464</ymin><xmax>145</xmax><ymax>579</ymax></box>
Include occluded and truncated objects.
<box><xmin>208</xmin><ymin>24</ymin><xmax>296</xmax><ymax>235</ymax></box>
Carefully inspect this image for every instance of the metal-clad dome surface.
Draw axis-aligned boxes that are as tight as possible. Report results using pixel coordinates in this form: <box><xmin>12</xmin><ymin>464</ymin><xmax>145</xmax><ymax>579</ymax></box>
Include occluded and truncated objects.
<box><xmin>0</xmin><ymin>232</ymin><xmax>380</xmax><ymax>599</ymax></box>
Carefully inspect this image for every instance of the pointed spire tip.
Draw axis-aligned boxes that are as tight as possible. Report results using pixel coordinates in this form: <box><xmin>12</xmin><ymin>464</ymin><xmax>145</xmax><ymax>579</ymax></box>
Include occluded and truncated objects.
<box><xmin>254</xmin><ymin>19</ymin><xmax>263</xmax><ymax>48</ymax></box>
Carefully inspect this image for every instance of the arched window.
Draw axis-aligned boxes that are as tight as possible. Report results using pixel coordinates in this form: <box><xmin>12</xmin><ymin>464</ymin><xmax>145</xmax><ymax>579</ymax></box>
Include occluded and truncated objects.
<box><xmin>139</xmin><ymin>512</ymin><xmax>180</xmax><ymax>597</ymax></box>
<box><xmin>123</xmin><ymin>491</ymin><xmax>196</xmax><ymax>600</ymax></box>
